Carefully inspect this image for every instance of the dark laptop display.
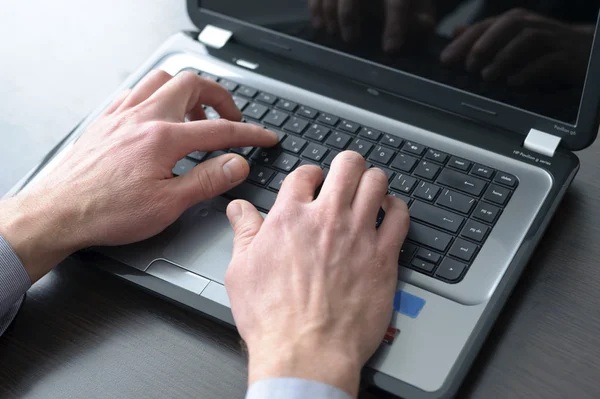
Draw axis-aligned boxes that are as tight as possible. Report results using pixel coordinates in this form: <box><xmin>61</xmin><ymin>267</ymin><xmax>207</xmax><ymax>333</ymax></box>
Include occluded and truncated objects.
<box><xmin>200</xmin><ymin>0</ymin><xmax>600</xmax><ymax>133</ymax></box>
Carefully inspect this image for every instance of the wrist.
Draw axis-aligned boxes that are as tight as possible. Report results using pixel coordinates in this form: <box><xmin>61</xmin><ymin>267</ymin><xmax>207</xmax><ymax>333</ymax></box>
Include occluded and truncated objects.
<box><xmin>247</xmin><ymin>340</ymin><xmax>362</xmax><ymax>398</ymax></box>
<box><xmin>0</xmin><ymin>192</ymin><xmax>83</xmax><ymax>282</ymax></box>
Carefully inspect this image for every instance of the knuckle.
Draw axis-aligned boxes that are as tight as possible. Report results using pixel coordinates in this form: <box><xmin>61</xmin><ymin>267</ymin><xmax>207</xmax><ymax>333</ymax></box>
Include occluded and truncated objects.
<box><xmin>195</xmin><ymin>165</ymin><xmax>220</xmax><ymax>196</ymax></box>
<box><xmin>213</xmin><ymin>118</ymin><xmax>235</xmax><ymax>136</ymax></box>
<box><xmin>364</xmin><ymin>168</ymin><xmax>389</xmax><ymax>188</ymax></box>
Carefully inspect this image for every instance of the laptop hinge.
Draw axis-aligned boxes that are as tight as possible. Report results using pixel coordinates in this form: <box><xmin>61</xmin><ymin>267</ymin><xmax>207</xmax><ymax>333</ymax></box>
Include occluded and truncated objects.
<box><xmin>198</xmin><ymin>24</ymin><xmax>233</xmax><ymax>49</ymax></box>
<box><xmin>523</xmin><ymin>128</ymin><xmax>561</xmax><ymax>157</ymax></box>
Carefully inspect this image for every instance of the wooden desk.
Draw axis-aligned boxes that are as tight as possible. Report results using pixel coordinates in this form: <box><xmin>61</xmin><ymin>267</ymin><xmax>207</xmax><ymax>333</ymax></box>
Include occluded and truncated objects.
<box><xmin>1</xmin><ymin>1</ymin><xmax>600</xmax><ymax>398</ymax></box>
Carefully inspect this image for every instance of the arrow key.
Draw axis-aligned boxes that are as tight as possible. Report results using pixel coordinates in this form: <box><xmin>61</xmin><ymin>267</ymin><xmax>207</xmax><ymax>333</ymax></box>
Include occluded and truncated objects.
<box><xmin>435</xmin><ymin>258</ymin><xmax>467</xmax><ymax>282</ymax></box>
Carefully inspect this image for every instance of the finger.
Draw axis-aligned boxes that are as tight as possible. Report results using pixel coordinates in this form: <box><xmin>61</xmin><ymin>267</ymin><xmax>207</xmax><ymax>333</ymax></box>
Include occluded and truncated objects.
<box><xmin>318</xmin><ymin>151</ymin><xmax>365</xmax><ymax>207</ymax></box>
<box><xmin>168</xmin><ymin>119</ymin><xmax>278</xmax><ymax>160</ymax></box>
<box><xmin>507</xmin><ymin>52</ymin><xmax>564</xmax><ymax>86</ymax></box>
<box><xmin>170</xmin><ymin>153</ymin><xmax>250</xmax><ymax>208</ymax></box>
<box><xmin>377</xmin><ymin>195</ymin><xmax>410</xmax><ymax>257</ymax></box>
<box><xmin>351</xmin><ymin>168</ymin><xmax>390</xmax><ymax>226</ymax></box>
<box><xmin>383</xmin><ymin>0</ymin><xmax>411</xmax><ymax>52</ymax></box>
<box><xmin>145</xmin><ymin>71</ymin><xmax>241</xmax><ymax>122</ymax></box>
<box><xmin>440</xmin><ymin>19</ymin><xmax>493</xmax><ymax>65</ymax></box>
<box><xmin>227</xmin><ymin>200</ymin><xmax>264</xmax><ymax>258</ymax></box>
<box><xmin>309</xmin><ymin>0</ymin><xmax>324</xmax><ymax>29</ymax></box>
<box><xmin>322</xmin><ymin>0</ymin><xmax>338</xmax><ymax>34</ymax></box>
<box><xmin>103</xmin><ymin>89</ymin><xmax>132</xmax><ymax>115</ymax></box>
<box><xmin>275</xmin><ymin>165</ymin><xmax>324</xmax><ymax>205</ymax></box>
<box><xmin>481</xmin><ymin>29</ymin><xmax>549</xmax><ymax>81</ymax></box>
<box><xmin>338</xmin><ymin>0</ymin><xmax>360</xmax><ymax>42</ymax></box>
<box><xmin>119</xmin><ymin>69</ymin><xmax>173</xmax><ymax>110</ymax></box>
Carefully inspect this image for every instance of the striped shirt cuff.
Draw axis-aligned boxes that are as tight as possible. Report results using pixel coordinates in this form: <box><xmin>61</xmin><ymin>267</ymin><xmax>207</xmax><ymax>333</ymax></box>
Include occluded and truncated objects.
<box><xmin>0</xmin><ymin>234</ymin><xmax>31</xmax><ymax>335</ymax></box>
<box><xmin>246</xmin><ymin>378</ymin><xmax>353</xmax><ymax>399</ymax></box>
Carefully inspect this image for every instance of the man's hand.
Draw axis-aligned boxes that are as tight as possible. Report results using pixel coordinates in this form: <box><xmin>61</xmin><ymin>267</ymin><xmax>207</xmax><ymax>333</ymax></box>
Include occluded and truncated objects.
<box><xmin>225</xmin><ymin>152</ymin><xmax>410</xmax><ymax>397</ymax></box>
<box><xmin>309</xmin><ymin>0</ymin><xmax>435</xmax><ymax>52</ymax></box>
<box><xmin>440</xmin><ymin>8</ymin><xmax>594</xmax><ymax>86</ymax></box>
<box><xmin>0</xmin><ymin>70</ymin><xmax>278</xmax><ymax>282</ymax></box>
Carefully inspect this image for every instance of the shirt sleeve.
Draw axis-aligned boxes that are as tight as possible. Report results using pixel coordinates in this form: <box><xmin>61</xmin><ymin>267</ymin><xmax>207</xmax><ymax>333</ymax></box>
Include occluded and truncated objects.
<box><xmin>0</xmin><ymin>234</ymin><xmax>31</xmax><ymax>335</ymax></box>
<box><xmin>246</xmin><ymin>378</ymin><xmax>353</xmax><ymax>399</ymax></box>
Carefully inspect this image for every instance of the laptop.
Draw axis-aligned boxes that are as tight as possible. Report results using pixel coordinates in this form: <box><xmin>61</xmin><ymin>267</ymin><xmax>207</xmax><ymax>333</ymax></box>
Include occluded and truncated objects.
<box><xmin>11</xmin><ymin>1</ymin><xmax>600</xmax><ymax>398</ymax></box>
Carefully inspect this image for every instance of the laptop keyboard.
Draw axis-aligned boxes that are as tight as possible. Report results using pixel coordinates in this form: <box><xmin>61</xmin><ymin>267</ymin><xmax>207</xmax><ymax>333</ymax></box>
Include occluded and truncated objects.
<box><xmin>172</xmin><ymin>69</ymin><xmax>519</xmax><ymax>284</ymax></box>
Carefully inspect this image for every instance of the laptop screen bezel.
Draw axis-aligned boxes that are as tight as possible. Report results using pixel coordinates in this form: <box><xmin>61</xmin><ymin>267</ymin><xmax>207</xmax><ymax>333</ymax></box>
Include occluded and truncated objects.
<box><xmin>187</xmin><ymin>0</ymin><xmax>600</xmax><ymax>151</ymax></box>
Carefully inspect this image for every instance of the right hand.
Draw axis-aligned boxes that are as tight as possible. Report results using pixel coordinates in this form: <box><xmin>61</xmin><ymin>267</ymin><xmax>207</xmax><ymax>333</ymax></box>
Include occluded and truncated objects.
<box><xmin>308</xmin><ymin>0</ymin><xmax>436</xmax><ymax>52</ymax></box>
<box><xmin>225</xmin><ymin>152</ymin><xmax>410</xmax><ymax>397</ymax></box>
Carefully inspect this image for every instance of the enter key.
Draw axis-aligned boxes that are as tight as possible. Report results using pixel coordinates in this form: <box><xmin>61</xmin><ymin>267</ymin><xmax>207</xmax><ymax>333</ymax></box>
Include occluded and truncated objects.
<box><xmin>409</xmin><ymin>201</ymin><xmax>465</xmax><ymax>234</ymax></box>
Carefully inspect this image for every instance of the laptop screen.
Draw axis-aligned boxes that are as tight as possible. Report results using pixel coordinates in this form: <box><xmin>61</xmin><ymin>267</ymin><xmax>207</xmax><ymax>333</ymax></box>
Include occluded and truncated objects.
<box><xmin>201</xmin><ymin>1</ymin><xmax>600</xmax><ymax>125</ymax></box>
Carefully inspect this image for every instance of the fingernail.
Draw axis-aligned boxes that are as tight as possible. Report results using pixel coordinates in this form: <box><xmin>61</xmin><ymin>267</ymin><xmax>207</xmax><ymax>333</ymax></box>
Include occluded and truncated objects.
<box><xmin>227</xmin><ymin>202</ymin><xmax>243</xmax><ymax>226</ymax></box>
<box><xmin>223</xmin><ymin>157</ymin><xmax>247</xmax><ymax>183</ymax></box>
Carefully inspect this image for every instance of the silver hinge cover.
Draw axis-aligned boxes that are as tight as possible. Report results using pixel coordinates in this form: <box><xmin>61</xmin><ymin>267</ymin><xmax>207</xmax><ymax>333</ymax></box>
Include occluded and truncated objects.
<box><xmin>198</xmin><ymin>25</ymin><xmax>233</xmax><ymax>49</ymax></box>
<box><xmin>523</xmin><ymin>128</ymin><xmax>561</xmax><ymax>157</ymax></box>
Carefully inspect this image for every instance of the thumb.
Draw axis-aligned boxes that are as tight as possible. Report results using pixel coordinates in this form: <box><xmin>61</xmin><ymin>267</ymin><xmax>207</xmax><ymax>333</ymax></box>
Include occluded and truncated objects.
<box><xmin>226</xmin><ymin>200</ymin><xmax>264</xmax><ymax>257</ymax></box>
<box><xmin>171</xmin><ymin>153</ymin><xmax>250</xmax><ymax>207</ymax></box>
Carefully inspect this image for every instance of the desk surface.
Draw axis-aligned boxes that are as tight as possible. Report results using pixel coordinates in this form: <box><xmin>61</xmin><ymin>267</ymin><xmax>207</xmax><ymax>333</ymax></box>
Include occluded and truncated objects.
<box><xmin>1</xmin><ymin>2</ymin><xmax>600</xmax><ymax>399</ymax></box>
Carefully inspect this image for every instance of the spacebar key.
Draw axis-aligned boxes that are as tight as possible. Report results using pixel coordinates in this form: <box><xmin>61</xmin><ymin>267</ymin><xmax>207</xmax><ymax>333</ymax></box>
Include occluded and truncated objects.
<box><xmin>226</xmin><ymin>183</ymin><xmax>277</xmax><ymax>212</ymax></box>
<box><xmin>407</xmin><ymin>222</ymin><xmax>453</xmax><ymax>252</ymax></box>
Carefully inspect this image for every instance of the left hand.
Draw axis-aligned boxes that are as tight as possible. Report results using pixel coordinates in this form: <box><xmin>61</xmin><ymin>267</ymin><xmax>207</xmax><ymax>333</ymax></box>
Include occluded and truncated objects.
<box><xmin>440</xmin><ymin>8</ymin><xmax>594</xmax><ymax>86</ymax></box>
<box><xmin>0</xmin><ymin>70</ymin><xmax>278</xmax><ymax>282</ymax></box>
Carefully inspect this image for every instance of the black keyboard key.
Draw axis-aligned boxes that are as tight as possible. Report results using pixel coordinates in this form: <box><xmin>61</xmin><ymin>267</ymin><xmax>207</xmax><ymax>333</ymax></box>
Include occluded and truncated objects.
<box><xmin>437</xmin><ymin>189</ymin><xmax>476</xmax><ymax>214</ymax></box>
<box><xmin>359</xmin><ymin>127</ymin><xmax>382</xmax><ymax>141</ymax></box>
<box><xmin>391</xmin><ymin>153</ymin><xmax>418</xmax><ymax>173</ymax></box>
<box><xmin>242</xmin><ymin>103</ymin><xmax>269</xmax><ymax>120</ymax></box>
<box><xmin>267</xmin><ymin>128</ymin><xmax>287</xmax><ymax>143</ymax></box>
<box><xmin>347</xmin><ymin>139</ymin><xmax>374</xmax><ymax>157</ymax></box>
<box><xmin>339</xmin><ymin>120</ymin><xmax>360</xmax><ymax>134</ymax></box>
<box><xmin>283</xmin><ymin>117</ymin><xmax>309</xmax><ymax>134</ymax></box>
<box><xmin>471</xmin><ymin>164</ymin><xmax>495</xmax><ymax>179</ymax></box>
<box><xmin>399</xmin><ymin>243</ymin><xmax>418</xmax><ymax>265</ymax></box>
<box><xmin>448</xmin><ymin>156</ymin><xmax>472</xmax><ymax>171</ymax></box>
<box><xmin>493</xmin><ymin>172</ymin><xmax>517</xmax><ymax>188</ymax></box>
<box><xmin>219</xmin><ymin>79</ymin><xmax>238</xmax><ymax>91</ymax></box>
<box><xmin>281</xmin><ymin>136</ymin><xmax>307</xmax><ymax>153</ymax></box>
<box><xmin>268</xmin><ymin>173</ymin><xmax>287</xmax><ymax>191</ymax></box>
<box><xmin>231</xmin><ymin>147</ymin><xmax>253</xmax><ymax>157</ymax></box>
<box><xmin>449</xmin><ymin>239</ymin><xmax>478</xmax><ymax>263</ymax></box>
<box><xmin>199</xmin><ymin>72</ymin><xmax>219</xmax><ymax>81</ymax></box>
<box><xmin>273</xmin><ymin>153</ymin><xmax>300</xmax><ymax>172</ymax></box>
<box><xmin>473</xmin><ymin>202</ymin><xmax>501</xmax><ymax>224</ymax></box>
<box><xmin>323</xmin><ymin>150</ymin><xmax>340</xmax><ymax>167</ymax></box>
<box><xmin>256</xmin><ymin>92</ymin><xmax>278</xmax><ymax>105</ymax></box>
<box><xmin>172</xmin><ymin>158</ymin><xmax>197</xmax><ymax>176</ymax></box>
<box><xmin>435</xmin><ymin>258</ymin><xmax>466</xmax><ymax>282</ymax></box>
<box><xmin>461</xmin><ymin>220</ymin><xmax>489</xmax><ymax>243</ymax></box>
<box><xmin>323</xmin><ymin>168</ymin><xmax>330</xmax><ymax>180</ymax></box>
<box><xmin>232</xmin><ymin>96</ymin><xmax>249</xmax><ymax>111</ymax></box>
<box><xmin>187</xmin><ymin>151</ymin><xmax>207</xmax><ymax>162</ymax></box>
<box><xmin>276</xmin><ymin>99</ymin><xmax>298</xmax><ymax>112</ymax></box>
<box><xmin>304</xmin><ymin>124</ymin><xmax>331</xmax><ymax>142</ymax></box>
<box><xmin>325</xmin><ymin>131</ymin><xmax>352</xmax><ymax>149</ymax></box>
<box><xmin>411</xmin><ymin>258</ymin><xmax>436</xmax><ymax>273</ymax></box>
<box><xmin>236</xmin><ymin>86</ymin><xmax>258</xmax><ymax>98</ymax></box>
<box><xmin>413</xmin><ymin>161</ymin><xmax>441</xmax><ymax>180</ymax></box>
<box><xmin>228</xmin><ymin>182</ymin><xmax>277</xmax><ymax>211</ymax></box>
<box><xmin>205</xmin><ymin>107</ymin><xmax>220</xmax><ymax>120</ymax></box>
<box><xmin>262</xmin><ymin>109</ymin><xmax>289</xmax><ymax>127</ymax></box>
<box><xmin>413</xmin><ymin>182</ymin><xmax>440</xmax><ymax>202</ymax></box>
<box><xmin>371</xmin><ymin>166</ymin><xmax>395</xmax><ymax>182</ymax></box>
<box><xmin>244</xmin><ymin>119</ymin><xmax>264</xmax><ymax>128</ymax></box>
<box><xmin>402</xmin><ymin>141</ymin><xmax>426</xmax><ymax>156</ymax></box>
<box><xmin>410</xmin><ymin>201</ymin><xmax>465</xmax><ymax>234</ymax></box>
<box><xmin>425</xmin><ymin>149</ymin><xmax>449</xmax><ymax>164</ymax></box>
<box><xmin>317</xmin><ymin>112</ymin><xmax>339</xmax><ymax>126</ymax></box>
<box><xmin>302</xmin><ymin>143</ymin><xmax>329</xmax><ymax>162</ymax></box>
<box><xmin>248</xmin><ymin>166</ymin><xmax>275</xmax><ymax>185</ymax></box>
<box><xmin>437</xmin><ymin>169</ymin><xmax>487</xmax><ymax>197</ymax></box>
<box><xmin>367</xmin><ymin>146</ymin><xmax>394</xmax><ymax>165</ymax></box>
<box><xmin>206</xmin><ymin>151</ymin><xmax>227</xmax><ymax>160</ymax></box>
<box><xmin>297</xmin><ymin>105</ymin><xmax>318</xmax><ymax>119</ymax></box>
<box><xmin>388</xmin><ymin>191</ymin><xmax>412</xmax><ymax>205</ymax></box>
<box><xmin>380</xmin><ymin>134</ymin><xmax>403</xmax><ymax>149</ymax></box>
<box><xmin>408</xmin><ymin>222</ymin><xmax>453</xmax><ymax>252</ymax></box>
<box><xmin>250</xmin><ymin>147</ymin><xmax>280</xmax><ymax>165</ymax></box>
<box><xmin>483</xmin><ymin>184</ymin><xmax>511</xmax><ymax>206</ymax></box>
<box><xmin>416</xmin><ymin>249</ymin><xmax>441</xmax><ymax>264</ymax></box>
<box><xmin>390</xmin><ymin>174</ymin><xmax>418</xmax><ymax>194</ymax></box>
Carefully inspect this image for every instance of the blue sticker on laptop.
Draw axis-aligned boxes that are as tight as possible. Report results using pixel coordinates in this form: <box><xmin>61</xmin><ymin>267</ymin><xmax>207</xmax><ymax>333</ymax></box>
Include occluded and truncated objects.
<box><xmin>394</xmin><ymin>291</ymin><xmax>426</xmax><ymax>318</ymax></box>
